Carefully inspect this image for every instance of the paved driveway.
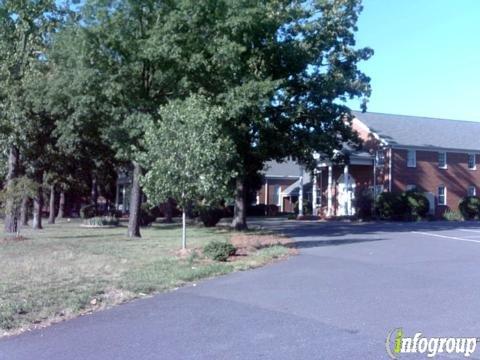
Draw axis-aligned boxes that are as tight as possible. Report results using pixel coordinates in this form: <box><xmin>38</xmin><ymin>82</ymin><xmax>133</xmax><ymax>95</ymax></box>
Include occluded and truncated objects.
<box><xmin>2</xmin><ymin>220</ymin><xmax>480</xmax><ymax>359</ymax></box>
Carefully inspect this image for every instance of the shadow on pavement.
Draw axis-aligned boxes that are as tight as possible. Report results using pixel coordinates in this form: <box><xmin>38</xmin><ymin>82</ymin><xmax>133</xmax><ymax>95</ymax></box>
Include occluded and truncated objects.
<box><xmin>249</xmin><ymin>218</ymin><xmax>480</xmax><ymax>247</ymax></box>
<box><xmin>289</xmin><ymin>237</ymin><xmax>386</xmax><ymax>249</ymax></box>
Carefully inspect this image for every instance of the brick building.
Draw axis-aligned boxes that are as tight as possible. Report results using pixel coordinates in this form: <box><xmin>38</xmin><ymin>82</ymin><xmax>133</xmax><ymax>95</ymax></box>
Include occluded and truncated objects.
<box><xmin>257</xmin><ymin>112</ymin><xmax>480</xmax><ymax>217</ymax></box>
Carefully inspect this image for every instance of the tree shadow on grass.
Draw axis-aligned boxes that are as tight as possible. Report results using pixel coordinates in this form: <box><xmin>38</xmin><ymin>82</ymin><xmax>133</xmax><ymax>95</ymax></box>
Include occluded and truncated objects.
<box><xmin>149</xmin><ymin>223</ymin><xmax>182</xmax><ymax>231</ymax></box>
<box><xmin>48</xmin><ymin>234</ymin><xmax>119</xmax><ymax>240</ymax></box>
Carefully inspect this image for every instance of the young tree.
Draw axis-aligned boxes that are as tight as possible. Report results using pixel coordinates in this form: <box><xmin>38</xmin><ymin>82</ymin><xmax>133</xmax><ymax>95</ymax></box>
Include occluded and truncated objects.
<box><xmin>140</xmin><ymin>95</ymin><xmax>236</xmax><ymax>249</ymax></box>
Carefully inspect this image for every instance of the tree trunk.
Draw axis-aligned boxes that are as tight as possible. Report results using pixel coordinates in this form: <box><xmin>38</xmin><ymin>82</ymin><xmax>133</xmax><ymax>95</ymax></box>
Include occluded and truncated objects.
<box><xmin>20</xmin><ymin>197</ymin><xmax>29</xmax><ymax>226</ymax></box>
<box><xmin>32</xmin><ymin>171</ymin><xmax>44</xmax><ymax>230</ymax></box>
<box><xmin>182</xmin><ymin>209</ymin><xmax>187</xmax><ymax>249</ymax></box>
<box><xmin>57</xmin><ymin>191</ymin><xmax>65</xmax><ymax>219</ymax></box>
<box><xmin>4</xmin><ymin>146</ymin><xmax>20</xmax><ymax>234</ymax></box>
<box><xmin>231</xmin><ymin>177</ymin><xmax>248</xmax><ymax>230</ymax></box>
<box><xmin>165</xmin><ymin>198</ymin><xmax>173</xmax><ymax>223</ymax></box>
<box><xmin>127</xmin><ymin>161</ymin><xmax>142</xmax><ymax>238</ymax></box>
<box><xmin>48</xmin><ymin>183</ymin><xmax>56</xmax><ymax>224</ymax></box>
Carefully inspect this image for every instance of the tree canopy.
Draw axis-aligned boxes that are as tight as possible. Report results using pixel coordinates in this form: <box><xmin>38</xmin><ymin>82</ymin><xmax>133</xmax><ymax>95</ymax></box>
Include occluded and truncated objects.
<box><xmin>141</xmin><ymin>95</ymin><xmax>236</xmax><ymax>209</ymax></box>
<box><xmin>1</xmin><ymin>0</ymin><xmax>372</xmax><ymax>237</ymax></box>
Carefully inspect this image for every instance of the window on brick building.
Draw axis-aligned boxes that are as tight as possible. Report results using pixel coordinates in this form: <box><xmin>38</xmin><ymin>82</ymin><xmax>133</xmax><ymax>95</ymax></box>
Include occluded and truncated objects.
<box><xmin>407</xmin><ymin>149</ymin><xmax>416</xmax><ymax>167</ymax></box>
<box><xmin>438</xmin><ymin>152</ymin><xmax>447</xmax><ymax>169</ymax></box>
<box><xmin>406</xmin><ymin>184</ymin><xmax>416</xmax><ymax>191</ymax></box>
<box><xmin>468</xmin><ymin>154</ymin><xmax>476</xmax><ymax>170</ymax></box>
<box><xmin>468</xmin><ymin>185</ymin><xmax>476</xmax><ymax>197</ymax></box>
<box><xmin>438</xmin><ymin>185</ymin><xmax>447</xmax><ymax>206</ymax></box>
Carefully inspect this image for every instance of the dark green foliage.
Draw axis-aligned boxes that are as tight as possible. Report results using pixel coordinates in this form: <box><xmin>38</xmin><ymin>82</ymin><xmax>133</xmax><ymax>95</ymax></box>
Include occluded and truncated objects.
<box><xmin>107</xmin><ymin>209</ymin><xmax>123</xmax><ymax>218</ymax></box>
<box><xmin>247</xmin><ymin>204</ymin><xmax>279</xmax><ymax>217</ymax></box>
<box><xmin>355</xmin><ymin>189</ymin><xmax>374</xmax><ymax>220</ymax></box>
<box><xmin>198</xmin><ymin>207</ymin><xmax>224</xmax><ymax>227</ymax></box>
<box><xmin>375</xmin><ymin>192</ymin><xmax>408</xmax><ymax>220</ymax></box>
<box><xmin>459</xmin><ymin>196</ymin><xmax>480</xmax><ymax>220</ymax></box>
<box><xmin>294</xmin><ymin>200</ymin><xmax>312</xmax><ymax>216</ymax></box>
<box><xmin>203</xmin><ymin>241</ymin><xmax>236</xmax><ymax>262</ymax></box>
<box><xmin>443</xmin><ymin>209</ymin><xmax>464</xmax><ymax>221</ymax></box>
<box><xmin>403</xmin><ymin>190</ymin><xmax>429</xmax><ymax>220</ymax></box>
<box><xmin>139</xmin><ymin>204</ymin><xmax>158</xmax><ymax>227</ymax></box>
<box><xmin>376</xmin><ymin>191</ymin><xmax>430</xmax><ymax>221</ymax></box>
<box><xmin>80</xmin><ymin>204</ymin><xmax>97</xmax><ymax>219</ymax></box>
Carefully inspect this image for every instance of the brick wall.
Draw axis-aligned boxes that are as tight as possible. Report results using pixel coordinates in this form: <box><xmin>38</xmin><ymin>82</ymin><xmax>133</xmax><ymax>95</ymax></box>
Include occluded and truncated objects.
<box><xmin>392</xmin><ymin>148</ymin><xmax>479</xmax><ymax>215</ymax></box>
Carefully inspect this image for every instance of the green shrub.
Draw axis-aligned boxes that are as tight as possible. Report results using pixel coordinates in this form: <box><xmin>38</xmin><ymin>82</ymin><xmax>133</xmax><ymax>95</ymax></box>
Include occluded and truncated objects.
<box><xmin>375</xmin><ymin>190</ymin><xmax>430</xmax><ymax>221</ymax></box>
<box><xmin>80</xmin><ymin>204</ymin><xmax>97</xmax><ymax>219</ymax></box>
<box><xmin>403</xmin><ymin>190</ymin><xmax>429</xmax><ymax>220</ymax></box>
<box><xmin>443</xmin><ymin>209</ymin><xmax>464</xmax><ymax>221</ymax></box>
<box><xmin>83</xmin><ymin>216</ymin><xmax>119</xmax><ymax>226</ymax></box>
<box><xmin>246</xmin><ymin>204</ymin><xmax>279</xmax><ymax>217</ymax></box>
<box><xmin>459</xmin><ymin>196</ymin><xmax>480</xmax><ymax>220</ymax></box>
<box><xmin>198</xmin><ymin>207</ymin><xmax>224</xmax><ymax>227</ymax></box>
<box><xmin>375</xmin><ymin>192</ymin><xmax>407</xmax><ymax>220</ymax></box>
<box><xmin>203</xmin><ymin>240</ymin><xmax>236</xmax><ymax>262</ymax></box>
<box><xmin>355</xmin><ymin>189</ymin><xmax>374</xmax><ymax>220</ymax></box>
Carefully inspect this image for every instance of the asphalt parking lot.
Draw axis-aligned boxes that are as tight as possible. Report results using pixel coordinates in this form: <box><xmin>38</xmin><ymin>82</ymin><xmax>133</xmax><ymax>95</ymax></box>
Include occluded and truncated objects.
<box><xmin>2</xmin><ymin>219</ymin><xmax>480</xmax><ymax>359</ymax></box>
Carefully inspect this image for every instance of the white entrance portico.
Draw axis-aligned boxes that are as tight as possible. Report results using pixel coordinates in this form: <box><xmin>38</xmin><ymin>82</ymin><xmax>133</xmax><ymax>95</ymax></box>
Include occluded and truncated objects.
<box><xmin>337</xmin><ymin>171</ymin><xmax>356</xmax><ymax>216</ymax></box>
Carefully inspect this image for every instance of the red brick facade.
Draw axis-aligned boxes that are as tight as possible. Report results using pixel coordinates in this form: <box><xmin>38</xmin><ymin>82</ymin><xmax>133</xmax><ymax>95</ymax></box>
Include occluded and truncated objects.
<box><xmin>391</xmin><ymin>148</ymin><xmax>478</xmax><ymax>216</ymax></box>
<box><xmin>353</xmin><ymin>118</ymin><xmax>479</xmax><ymax>216</ymax></box>
<box><xmin>257</xmin><ymin>118</ymin><xmax>477</xmax><ymax>217</ymax></box>
<box><xmin>257</xmin><ymin>178</ymin><xmax>297</xmax><ymax>212</ymax></box>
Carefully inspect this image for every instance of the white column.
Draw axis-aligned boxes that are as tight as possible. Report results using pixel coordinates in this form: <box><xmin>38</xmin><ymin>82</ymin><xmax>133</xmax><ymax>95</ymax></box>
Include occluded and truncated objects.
<box><xmin>344</xmin><ymin>165</ymin><xmax>350</xmax><ymax>215</ymax></box>
<box><xmin>327</xmin><ymin>165</ymin><xmax>333</xmax><ymax>217</ymax></box>
<box><xmin>312</xmin><ymin>170</ymin><xmax>318</xmax><ymax>216</ymax></box>
<box><xmin>388</xmin><ymin>148</ymin><xmax>393</xmax><ymax>192</ymax></box>
<box><xmin>264</xmin><ymin>179</ymin><xmax>268</xmax><ymax>204</ymax></box>
<box><xmin>280</xmin><ymin>188</ymin><xmax>284</xmax><ymax>212</ymax></box>
<box><xmin>318</xmin><ymin>169</ymin><xmax>322</xmax><ymax>208</ymax></box>
<box><xmin>115</xmin><ymin>183</ymin><xmax>120</xmax><ymax>210</ymax></box>
<box><xmin>298</xmin><ymin>168</ymin><xmax>304</xmax><ymax>217</ymax></box>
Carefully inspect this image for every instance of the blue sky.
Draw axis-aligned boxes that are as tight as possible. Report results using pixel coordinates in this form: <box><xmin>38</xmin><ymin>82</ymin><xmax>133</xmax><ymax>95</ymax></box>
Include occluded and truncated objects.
<box><xmin>347</xmin><ymin>0</ymin><xmax>480</xmax><ymax>121</ymax></box>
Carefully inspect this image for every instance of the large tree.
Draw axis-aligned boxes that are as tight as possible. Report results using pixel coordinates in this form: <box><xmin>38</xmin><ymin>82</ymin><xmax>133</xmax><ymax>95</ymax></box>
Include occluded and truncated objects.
<box><xmin>149</xmin><ymin>0</ymin><xmax>372</xmax><ymax>229</ymax></box>
<box><xmin>58</xmin><ymin>0</ymin><xmax>183</xmax><ymax>238</ymax></box>
<box><xmin>46</xmin><ymin>16</ymin><xmax>120</xmax><ymax>220</ymax></box>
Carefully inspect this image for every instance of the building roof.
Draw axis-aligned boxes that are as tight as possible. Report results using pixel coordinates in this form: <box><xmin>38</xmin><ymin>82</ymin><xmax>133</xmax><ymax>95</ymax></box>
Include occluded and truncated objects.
<box><xmin>263</xmin><ymin>160</ymin><xmax>302</xmax><ymax>178</ymax></box>
<box><xmin>353</xmin><ymin>111</ymin><xmax>480</xmax><ymax>151</ymax></box>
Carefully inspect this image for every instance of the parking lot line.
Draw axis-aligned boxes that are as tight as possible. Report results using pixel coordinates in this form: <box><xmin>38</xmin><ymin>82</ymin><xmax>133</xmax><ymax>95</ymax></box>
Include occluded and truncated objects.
<box><xmin>458</xmin><ymin>229</ymin><xmax>480</xmax><ymax>234</ymax></box>
<box><xmin>412</xmin><ymin>231</ymin><xmax>480</xmax><ymax>244</ymax></box>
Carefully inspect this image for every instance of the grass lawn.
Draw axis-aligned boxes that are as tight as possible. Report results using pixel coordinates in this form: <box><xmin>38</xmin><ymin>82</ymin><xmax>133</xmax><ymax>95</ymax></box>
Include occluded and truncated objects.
<box><xmin>0</xmin><ymin>219</ymin><xmax>294</xmax><ymax>337</ymax></box>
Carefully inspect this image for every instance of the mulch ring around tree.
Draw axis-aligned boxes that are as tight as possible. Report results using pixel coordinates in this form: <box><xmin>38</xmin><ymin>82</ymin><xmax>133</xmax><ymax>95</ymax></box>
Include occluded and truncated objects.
<box><xmin>230</xmin><ymin>233</ymin><xmax>297</xmax><ymax>256</ymax></box>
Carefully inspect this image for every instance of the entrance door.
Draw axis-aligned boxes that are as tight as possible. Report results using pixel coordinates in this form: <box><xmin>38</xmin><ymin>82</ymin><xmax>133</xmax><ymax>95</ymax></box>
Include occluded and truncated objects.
<box><xmin>337</xmin><ymin>174</ymin><xmax>356</xmax><ymax>216</ymax></box>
